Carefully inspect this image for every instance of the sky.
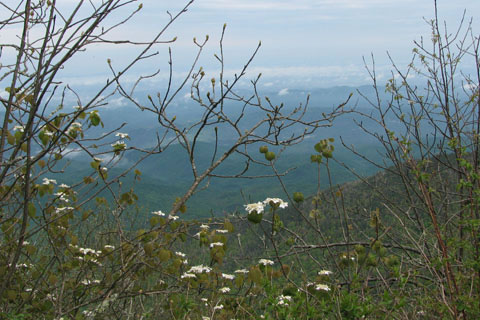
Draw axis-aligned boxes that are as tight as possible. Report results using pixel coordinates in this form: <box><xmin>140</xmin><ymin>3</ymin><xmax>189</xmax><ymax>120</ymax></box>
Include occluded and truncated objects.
<box><xmin>2</xmin><ymin>0</ymin><xmax>480</xmax><ymax>96</ymax></box>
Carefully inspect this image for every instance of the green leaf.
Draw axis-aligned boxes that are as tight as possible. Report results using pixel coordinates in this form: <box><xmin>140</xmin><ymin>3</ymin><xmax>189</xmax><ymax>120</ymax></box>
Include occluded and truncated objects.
<box><xmin>89</xmin><ymin>111</ymin><xmax>102</xmax><ymax>127</ymax></box>
<box><xmin>248</xmin><ymin>266</ymin><xmax>262</xmax><ymax>285</ymax></box>
<box><xmin>28</xmin><ymin>203</ymin><xmax>36</xmax><ymax>218</ymax></box>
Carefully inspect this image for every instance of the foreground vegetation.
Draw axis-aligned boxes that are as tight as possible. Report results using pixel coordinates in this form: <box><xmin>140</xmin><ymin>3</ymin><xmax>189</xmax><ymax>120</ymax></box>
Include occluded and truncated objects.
<box><xmin>1</xmin><ymin>0</ymin><xmax>479</xmax><ymax>318</ymax></box>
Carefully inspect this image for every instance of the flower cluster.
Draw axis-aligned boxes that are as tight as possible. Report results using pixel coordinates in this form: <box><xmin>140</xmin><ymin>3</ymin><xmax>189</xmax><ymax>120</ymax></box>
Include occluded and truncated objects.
<box><xmin>69</xmin><ymin>244</ymin><xmax>101</xmax><ymax>256</ymax></box>
<box><xmin>209</xmin><ymin>242</ymin><xmax>224</xmax><ymax>248</ymax></box>
<box><xmin>277</xmin><ymin>294</ymin><xmax>292</xmax><ymax>306</ymax></box>
<box><xmin>81</xmin><ymin>279</ymin><xmax>101</xmax><ymax>286</ymax></box>
<box><xmin>115</xmin><ymin>132</ymin><xmax>129</xmax><ymax>139</ymax></box>
<box><xmin>152</xmin><ymin>210</ymin><xmax>165</xmax><ymax>216</ymax></box>
<box><xmin>175</xmin><ymin>251</ymin><xmax>186</xmax><ymax>258</ymax></box>
<box><xmin>54</xmin><ymin>191</ymin><xmax>70</xmax><ymax>203</ymax></box>
<box><xmin>234</xmin><ymin>269</ymin><xmax>249</xmax><ymax>274</ymax></box>
<box><xmin>307</xmin><ymin>282</ymin><xmax>331</xmax><ymax>292</ymax></box>
<box><xmin>315</xmin><ymin>284</ymin><xmax>330</xmax><ymax>292</ymax></box>
<box><xmin>318</xmin><ymin>270</ymin><xmax>332</xmax><ymax>276</ymax></box>
<box><xmin>55</xmin><ymin>206</ymin><xmax>74</xmax><ymax>214</ymax></box>
<box><xmin>221</xmin><ymin>273</ymin><xmax>235</xmax><ymax>280</ymax></box>
<box><xmin>42</xmin><ymin>178</ymin><xmax>57</xmax><ymax>185</ymax></box>
<box><xmin>69</xmin><ymin>244</ymin><xmax>103</xmax><ymax>266</ymax></box>
<box><xmin>263</xmin><ymin>197</ymin><xmax>288</xmax><ymax>209</ymax></box>
<box><xmin>188</xmin><ymin>264</ymin><xmax>212</xmax><ymax>274</ymax></box>
<box><xmin>219</xmin><ymin>287</ymin><xmax>230</xmax><ymax>293</ymax></box>
<box><xmin>111</xmin><ymin>140</ymin><xmax>127</xmax><ymax>150</ymax></box>
<box><xmin>259</xmin><ymin>259</ymin><xmax>274</xmax><ymax>266</ymax></box>
<box><xmin>13</xmin><ymin>125</ymin><xmax>25</xmax><ymax>132</ymax></box>
<box><xmin>245</xmin><ymin>197</ymin><xmax>288</xmax><ymax>214</ymax></box>
<box><xmin>244</xmin><ymin>201</ymin><xmax>265</xmax><ymax>214</ymax></box>
<box><xmin>67</xmin><ymin>122</ymin><xmax>82</xmax><ymax>136</ymax></box>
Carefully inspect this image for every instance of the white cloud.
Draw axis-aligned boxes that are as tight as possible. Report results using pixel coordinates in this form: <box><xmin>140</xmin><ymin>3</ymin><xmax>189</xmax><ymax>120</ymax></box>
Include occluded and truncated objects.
<box><xmin>278</xmin><ymin>88</ymin><xmax>289</xmax><ymax>96</ymax></box>
<box><xmin>106</xmin><ymin>97</ymin><xmax>128</xmax><ymax>109</ymax></box>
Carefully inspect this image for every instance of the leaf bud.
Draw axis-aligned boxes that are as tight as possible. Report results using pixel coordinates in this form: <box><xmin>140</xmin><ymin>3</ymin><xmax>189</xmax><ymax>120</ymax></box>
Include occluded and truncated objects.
<box><xmin>265</xmin><ymin>151</ymin><xmax>275</xmax><ymax>161</ymax></box>
<box><xmin>293</xmin><ymin>192</ymin><xmax>304</xmax><ymax>203</ymax></box>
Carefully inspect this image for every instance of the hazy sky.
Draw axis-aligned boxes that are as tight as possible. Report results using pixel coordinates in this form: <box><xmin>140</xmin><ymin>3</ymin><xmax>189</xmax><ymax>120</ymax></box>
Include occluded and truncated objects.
<box><xmin>3</xmin><ymin>0</ymin><xmax>480</xmax><ymax>94</ymax></box>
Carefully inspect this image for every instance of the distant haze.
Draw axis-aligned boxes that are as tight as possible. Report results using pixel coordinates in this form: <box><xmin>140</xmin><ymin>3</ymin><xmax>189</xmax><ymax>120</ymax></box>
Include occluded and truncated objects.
<box><xmin>2</xmin><ymin>0</ymin><xmax>479</xmax><ymax>93</ymax></box>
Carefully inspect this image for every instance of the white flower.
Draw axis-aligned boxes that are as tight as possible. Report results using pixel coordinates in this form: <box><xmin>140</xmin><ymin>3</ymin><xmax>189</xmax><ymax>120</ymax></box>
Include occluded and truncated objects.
<box><xmin>82</xmin><ymin>310</ymin><xmax>95</xmax><ymax>317</ymax></box>
<box><xmin>188</xmin><ymin>265</ymin><xmax>212</xmax><ymax>274</ymax></box>
<box><xmin>55</xmin><ymin>207</ymin><xmax>74</xmax><ymax>214</ymax></box>
<box><xmin>81</xmin><ymin>279</ymin><xmax>101</xmax><ymax>286</ymax></box>
<box><xmin>202</xmin><ymin>317</ymin><xmax>210</xmax><ymax>320</ymax></box>
<box><xmin>341</xmin><ymin>254</ymin><xmax>355</xmax><ymax>261</ymax></box>
<box><xmin>201</xmin><ymin>298</ymin><xmax>208</xmax><ymax>302</ymax></box>
<box><xmin>234</xmin><ymin>269</ymin><xmax>249</xmax><ymax>274</ymax></box>
<box><xmin>42</xmin><ymin>178</ymin><xmax>57</xmax><ymax>185</ymax></box>
<box><xmin>111</xmin><ymin>141</ymin><xmax>126</xmax><ymax>149</ymax></box>
<box><xmin>244</xmin><ymin>202</ymin><xmax>265</xmax><ymax>214</ymax></box>
<box><xmin>78</xmin><ymin>247</ymin><xmax>101</xmax><ymax>256</ymax></box>
<box><xmin>200</xmin><ymin>224</ymin><xmax>209</xmax><ymax>229</ymax></box>
<box><xmin>259</xmin><ymin>259</ymin><xmax>274</xmax><ymax>266</ymax></box>
<box><xmin>175</xmin><ymin>251</ymin><xmax>186</xmax><ymax>258</ymax></box>
<box><xmin>152</xmin><ymin>210</ymin><xmax>165</xmax><ymax>216</ymax></box>
<box><xmin>67</xmin><ymin>122</ymin><xmax>82</xmax><ymax>135</ymax></box>
<box><xmin>221</xmin><ymin>273</ymin><xmax>235</xmax><ymax>280</ymax></box>
<box><xmin>181</xmin><ymin>273</ymin><xmax>196</xmax><ymax>279</ymax></box>
<box><xmin>277</xmin><ymin>295</ymin><xmax>292</xmax><ymax>306</ymax></box>
<box><xmin>16</xmin><ymin>263</ymin><xmax>30</xmax><ymax>268</ymax></box>
<box><xmin>215</xmin><ymin>229</ymin><xmax>228</xmax><ymax>233</ymax></box>
<box><xmin>213</xmin><ymin>304</ymin><xmax>224</xmax><ymax>311</ymax></box>
<box><xmin>59</xmin><ymin>183</ymin><xmax>70</xmax><ymax>188</ymax></box>
<box><xmin>263</xmin><ymin>197</ymin><xmax>288</xmax><ymax>209</ymax></box>
<box><xmin>315</xmin><ymin>284</ymin><xmax>330</xmax><ymax>292</ymax></box>
<box><xmin>115</xmin><ymin>132</ymin><xmax>129</xmax><ymax>139</ymax></box>
<box><xmin>104</xmin><ymin>245</ymin><xmax>115</xmax><ymax>250</ymax></box>
<box><xmin>168</xmin><ymin>214</ymin><xmax>179</xmax><ymax>221</ymax></box>
<box><xmin>209</xmin><ymin>242</ymin><xmax>224</xmax><ymax>248</ymax></box>
<box><xmin>219</xmin><ymin>287</ymin><xmax>230</xmax><ymax>293</ymax></box>
<box><xmin>56</xmin><ymin>194</ymin><xmax>69</xmax><ymax>203</ymax></box>
<box><xmin>13</xmin><ymin>125</ymin><xmax>25</xmax><ymax>132</ymax></box>
<box><xmin>318</xmin><ymin>270</ymin><xmax>332</xmax><ymax>276</ymax></box>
